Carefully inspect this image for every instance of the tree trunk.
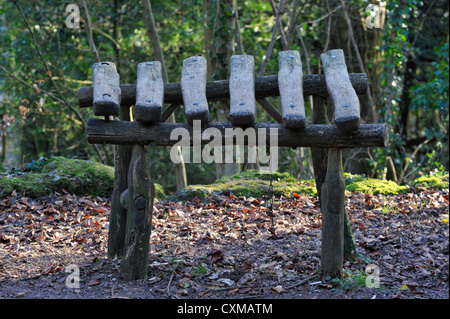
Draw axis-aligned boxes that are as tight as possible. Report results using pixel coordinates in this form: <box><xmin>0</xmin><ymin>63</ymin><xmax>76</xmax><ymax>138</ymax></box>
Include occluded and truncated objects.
<box><xmin>203</xmin><ymin>0</ymin><xmax>215</xmax><ymax>79</ymax></box>
<box><xmin>398</xmin><ymin>54</ymin><xmax>416</xmax><ymax>138</ymax></box>
<box><xmin>0</xmin><ymin>116</ymin><xmax>6</xmax><ymax>166</ymax></box>
<box><xmin>141</xmin><ymin>0</ymin><xmax>187</xmax><ymax>190</ymax></box>
<box><xmin>112</xmin><ymin>0</ymin><xmax>121</xmax><ymax>74</ymax></box>
<box><xmin>212</xmin><ymin>0</ymin><xmax>240</xmax><ymax>178</ymax></box>
<box><xmin>141</xmin><ymin>0</ymin><xmax>167</xmax><ymax>84</ymax></box>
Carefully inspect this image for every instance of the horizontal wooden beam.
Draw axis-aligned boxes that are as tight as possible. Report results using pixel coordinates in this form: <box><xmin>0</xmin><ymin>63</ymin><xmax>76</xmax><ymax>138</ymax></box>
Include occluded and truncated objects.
<box><xmin>78</xmin><ymin>73</ymin><xmax>368</xmax><ymax>108</ymax></box>
<box><xmin>86</xmin><ymin>118</ymin><xmax>388</xmax><ymax>148</ymax></box>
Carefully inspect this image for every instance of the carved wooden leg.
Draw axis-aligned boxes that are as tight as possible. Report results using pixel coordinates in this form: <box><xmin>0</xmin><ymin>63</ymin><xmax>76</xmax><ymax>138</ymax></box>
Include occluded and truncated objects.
<box><xmin>121</xmin><ymin>145</ymin><xmax>154</xmax><ymax>281</ymax></box>
<box><xmin>108</xmin><ymin>145</ymin><xmax>132</xmax><ymax>259</ymax></box>
<box><xmin>108</xmin><ymin>104</ymin><xmax>132</xmax><ymax>259</ymax></box>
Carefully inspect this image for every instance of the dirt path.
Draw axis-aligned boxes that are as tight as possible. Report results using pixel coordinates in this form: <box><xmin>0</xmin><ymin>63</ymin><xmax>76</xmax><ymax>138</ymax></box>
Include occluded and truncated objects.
<box><xmin>0</xmin><ymin>189</ymin><xmax>448</xmax><ymax>299</ymax></box>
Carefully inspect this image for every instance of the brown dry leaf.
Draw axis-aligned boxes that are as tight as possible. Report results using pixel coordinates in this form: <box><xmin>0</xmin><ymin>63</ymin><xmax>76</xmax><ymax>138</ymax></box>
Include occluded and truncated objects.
<box><xmin>15</xmin><ymin>292</ymin><xmax>26</xmax><ymax>298</ymax></box>
<box><xmin>32</xmin><ymin>83</ymin><xmax>41</xmax><ymax>94</ymax></box>
<box><xmin>208</xmin><ymin>249</ymin><xmax>223</xmax><ymax>264</ymax></box>
<box><xmin>271</xmin><ymin>285</ymin><xmax>284</xmax><ymax>294</ymax></box>
<box><xmin>88</xmin><ymin>278</ymin><xmax>101</xmax><ymax>286</ymax></box>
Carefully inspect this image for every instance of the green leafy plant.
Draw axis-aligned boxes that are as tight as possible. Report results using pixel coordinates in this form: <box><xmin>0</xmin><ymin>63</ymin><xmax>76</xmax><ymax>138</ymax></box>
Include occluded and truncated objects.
<box><xmin>23</xmin><ymin>157</ymin><xmax>49</xmax><ymax>172</ymax></box>
<box><xmin>330</xmin><ymin>270</ymin><xmax>368</xmax><ymax>291</ymax></box>
<box><xmin>191</xmin><ymin>262</ymin><xmax>209</xmax><ymax>277</ymax></box>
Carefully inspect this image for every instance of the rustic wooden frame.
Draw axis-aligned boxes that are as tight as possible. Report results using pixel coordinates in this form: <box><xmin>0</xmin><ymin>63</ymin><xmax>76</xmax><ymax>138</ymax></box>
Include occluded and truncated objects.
<box><xmin>78</xmin><ymin>50</ymin><xmax>388</xmax><ymax>281</ymax></box>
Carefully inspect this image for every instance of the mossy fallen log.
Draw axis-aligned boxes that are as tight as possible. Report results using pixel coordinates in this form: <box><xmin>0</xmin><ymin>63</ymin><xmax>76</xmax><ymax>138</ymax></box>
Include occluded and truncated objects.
<box><xmin>0</xmin><ymin>157</ymin><xmax>165</xmax><ymax>200</ymax></box>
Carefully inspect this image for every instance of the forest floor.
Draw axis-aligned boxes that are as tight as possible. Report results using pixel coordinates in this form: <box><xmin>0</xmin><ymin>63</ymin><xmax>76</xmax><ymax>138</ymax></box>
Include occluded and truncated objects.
<box><xmin>0</xmin><ymin>187</ymin><xmax>448</xmax><ymax>300</ymax></box>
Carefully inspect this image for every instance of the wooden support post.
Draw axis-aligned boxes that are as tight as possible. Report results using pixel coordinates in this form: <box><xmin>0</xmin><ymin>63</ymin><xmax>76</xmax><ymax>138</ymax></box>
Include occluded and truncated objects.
<box><xmin>312</xmin><ymin>96</ymin><xmax>358</xmax><ymax>262</ymax></box>
<box><xmin>92</xmin><ymin>62</ymin><xmax>121</xmax><ymax>116</ymax></box>
<box><xmin>321</xmin><ymin>50</ymin><xmax>360</xmax><ymax>132</ymax></box>
<box><xmin>278</xmin><ymin>50</ymin><xmax>306</xmax><ymax>128</ymax></box>
<box><xmin>343</xmin><ymin>203</ymin><xmax>358</xmax><ymax>261</ymax></box>
<box><xmin>320</xmin><ymin>148</ymin><xmax>345</xmax><ymax>279</ymax></box>
<box><xmin>121</xmin><ymin>145</ymin><xmax>154</xmax><ymax>281</ymax></box>
<box><xmin>256</xmin><ymin>98</ymin><xmax>282</xmax><ymax>124</ymax></box>
<box><xmin>229</xmin><ymin>55</ymin><xmax>256</xmax><ymax>126</ymax></box>
<box><xmin>108</xmin><ymin>105</ymin><xmax>132</xmax><ymax>260</ymax></box>
<box><xmin>108</xmin><ymin>145</ymin><xmax>132</xmax><ymax>259</ymax></box>
<box><xmin>180</xmin><ymin>56</ymin><xmax>209</xmax><ymax>125</ymax></box>
<box><xmin>135</xmin><ymin>61</ymin><xmax>163</xmax><ymax>123</ymax></box>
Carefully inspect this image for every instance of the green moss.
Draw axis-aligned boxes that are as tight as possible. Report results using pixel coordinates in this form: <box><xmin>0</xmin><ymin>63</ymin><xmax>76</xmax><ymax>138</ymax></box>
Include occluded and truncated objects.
<box><xmin>168</xmin><ymin>170</ymin><xmax>316</xmax><ymax>201</ymax></box>
<box><xmin>344</xmin><ymin>173</ymin><xmax>449</xmax><ymax>195</ymax></box>
<box><xmin>154</xmin><ymin>183</ymin><xmax>166</xmax><ymax>200</ymax></box>
<box><xmin>412</xmin><ymin>174</ymin><xmax>449</xmax><ymax>190</ymax></box>
<box><xmin>41</xmin><ymin>157</ymin><xmax>115</xmax><ymax>197</ymax></box>
<box><xmin>0</xmin><ymin>173</ymin><xmax>53</xmax><ymax>198</ymax></box>
<box><xmin>0</xmin><ymin>157</ymin><xmax>165</xmax><ymax>200</ymax></box>
<box><xmin>215</xmin><ymin>170</ymin><xmax>296</xmax><ymax>183</ymax></box>
<box><xmin>344</xmin><ymin>173</ymin><xmax>408</xmax><ymax>195</ymax></box>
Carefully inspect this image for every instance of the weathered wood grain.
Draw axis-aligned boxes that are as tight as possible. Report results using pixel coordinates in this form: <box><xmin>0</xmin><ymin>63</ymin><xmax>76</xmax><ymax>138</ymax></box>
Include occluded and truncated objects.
<box><xmin>278</xmin><ymin>50</ymin><xmax>306</xmax><ymax>128</ymax></box>
<box><xmin>108</xmin><ymin>103</ymin><xmax>132</xmax><ymax>259</ymax></box>
<box><xmin>180</xmin><ymin>56</ymin><xmax>209</xmax><ymax>125</ymax></box>
<box><xmin>229</xmin><ymin>55</ymin><xmax>256</xmax><ymax>126</ymax></box>
<box><xmin>92</xmin><ymin>62</ymin><xmax>121</xmax><ymax>116</ymax></box>
<box><xmin>120</xmin><ymin>145</ymin><xmax>154</xmax><ymax>281</ymax></box>
<box><xmin>321</xmin><ymin>49</ymin><xmax>360</xmax><ymax>131</ymax></box>
<box><xmin>135</xmin><ymin>61</ymin><xmax>163</xmax><ymax>123</ymax></box>
<box><xmin>86</xmin><ymin>118</ymin><xmax>389</xmax><ymax>148</ymax></box>
<box><xmin>108</xmin><ymin>144</ymin><xmax>132</xmax><ymax>259</ymax></box>
<box><xmin>320</xmin><ymin>148</ymin><xmax>345</xmax><ymax>279</ymax></box>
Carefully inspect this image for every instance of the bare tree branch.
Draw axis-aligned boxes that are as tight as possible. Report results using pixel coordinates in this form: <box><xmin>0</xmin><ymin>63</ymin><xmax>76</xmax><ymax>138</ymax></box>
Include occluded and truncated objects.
<box><xmin>80</xmin><ymin>0</ymin><xmax>101</xmax><ymax>63</ymax></box>
<box><xmin>411</xmin><ymin>0</ymin><xmax>437</xmax><ymax>49</ymax></box>
<box><xmin>234</xmin><ymin>5</ymin><xmax>244</xmax><ymax>55</ymax></box>
<box><xmin>141</xmin><ymin>0</ymin><xmax>187</xmax><ymax>190</ymax></box>
<box><xmin>398</xmin><ymin>138</ymin><xmax>432</xmax><ymax>184</ymax></box>
<box><xmin>11</xmin><ymin>0</ymin><xmax>85</xmax><ymax>125</ymax></box>
<box><xmin>269</xmin><ymin>0</ymin><xmax>288</xmax><ymax>49</ymax></box>
<box><xmin>296</xmin><ymin>28</ymin><xmax>311</xmax><ymax>74</ymax></box>
<box><xmin>259</xmin><ymin>0</ymin><xmax>284</xmax><ymax>77</ymax></box>
<box><xmin>11</xmin><ymin>0</ymin><xmax>107</xmax><ymax>163</ymax></box>
<box><xmin>297</xmin><ymin>4</ymin><xmax>342</xmax><ymax>29</ymax></box>
<box><xmin>322</xmin><ymin>0</ymin><xmax>333</xmax><ymax>53</ymax></box>
<box><xmin>141</xmin><ymin>0</ymin><xmax>168</xmax><ymax>83</ymax></box>
<box><xmin>339</xmin><ymin>0</ymin><xmax>376</xmax><ymax>122</ymax></box>
<box><xmin>0</xmin><ymin>65</ymin><xmax>65</xmax><ymax>105</ymax></box>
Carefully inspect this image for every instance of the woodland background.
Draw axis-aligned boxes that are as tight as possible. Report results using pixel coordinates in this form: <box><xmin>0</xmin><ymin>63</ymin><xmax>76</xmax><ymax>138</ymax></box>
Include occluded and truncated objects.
<box><xmin>0</xmin><ymin>0</ymin><xmax>448</xmax><ymax>195</ymax></box>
